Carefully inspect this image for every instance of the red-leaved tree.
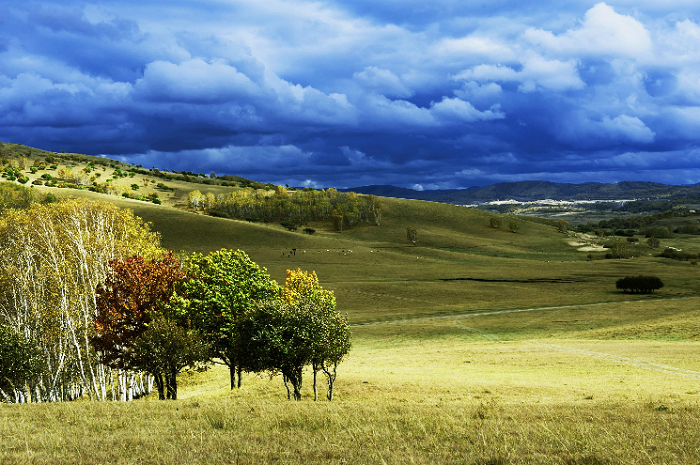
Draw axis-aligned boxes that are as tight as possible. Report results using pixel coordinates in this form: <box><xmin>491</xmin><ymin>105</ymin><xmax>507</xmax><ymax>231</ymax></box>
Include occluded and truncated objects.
<box><xmin>91</xmin><ymin>251</ymin><xmax>190</xmax><ymax>399</ymax></box>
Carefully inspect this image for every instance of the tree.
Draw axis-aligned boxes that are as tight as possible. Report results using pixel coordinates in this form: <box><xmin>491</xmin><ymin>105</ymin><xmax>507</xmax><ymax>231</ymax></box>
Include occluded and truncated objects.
<box><xmin>406</xmin><ymin>226</ymin><xmax>417</xmax><ymax>245</ymax></box>
<box><xmin>0</xmin><ymin>325</ymin><xmax>44</xmax><ymax>403</ymax></box>
<box><xmin>176</xmin><ymin>249</ymin><xmax>280</xmax><ymax>390</ymax></box>
<box><xmin>91</xmin><ymin>252</ymin><xmax>188</xmax><ymax>400</ymax></box>
<box><xmin>0</xmin><ymin>199</ymin><xmax>160</xmax><ymax>402</ymax></box>
<box><xmin>616</xmin><ymin>276</ymin><xmax>664</xmax><ymax>294</ymax></box>
<box><xmin>131</xmin><ymin>317</ymin><xmax>210</xmax><ymax>400</ymax></box>
<box><xmin>236</xmin><ymin>300</ymin><xmax>314</xmax><ymax>400</ymax></box>
<box><xmin>489</xmin><ymin>217</ymin><xmax>501</xmax><ymax>229</ymax></box>
<box><xmin>281</xmin><ymin>269</ymin><xmax>350</xmax><ymax>401</ymax></box>
<box><xmin>647</xmin><ymin>237</ymin><xmax>661</xmax><ymax>249</ymax></box>
<box><xmin>608</xmin><ymin>241</ymin><xmax>631</xmax><ymax>259</ymax></box>
<box><xmin>508</xmin><ymin>220</ymin><xmax>519</xmax><ymax>233</ymax></box>
<box><xmin>556</xmin><ymin>220</ymin><xmax>569</xmax><ymax>233</ymax></box>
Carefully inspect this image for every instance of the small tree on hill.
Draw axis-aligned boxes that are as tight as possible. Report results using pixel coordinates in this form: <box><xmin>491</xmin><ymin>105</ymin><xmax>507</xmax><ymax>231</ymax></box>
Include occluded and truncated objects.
<box><xmin>406</xmin><ymin>226</ymin><xmax>417</xmax><ymax>245</ymax></box>
<box><xmin>556</xmin><ymin>220</ymin><xmax>569</xmax><ymax>233</ymax></box>
<box><xmin>508</xmin><ymin>220</ymin><xmax>519</xmax><ymax>233</ymax></box>
<box><xmin>489</xmin><ymin>217</ymin><xmax>501</xmax><ymax>229</ymax></box>
<box><xmin>647</xmin><ymin>237</ymin><xmax>660</xmax><ymax>249</ymax></box>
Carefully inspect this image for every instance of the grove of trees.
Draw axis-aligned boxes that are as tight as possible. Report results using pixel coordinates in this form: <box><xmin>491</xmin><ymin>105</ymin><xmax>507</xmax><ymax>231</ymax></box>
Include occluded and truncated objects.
<box><xmin>616</xmin><ymin>276</ymin><xmax>664</xmax><ymax>294</ymax></box>
<box><xmin>188</xmin><ymin>187</ymin><xmax>382</xmax><ymax>231</ymax></box>
<box><xmin>0</xmin><ymin>194</ymin><xmax>350</xmax><ymax>403</ymax></box>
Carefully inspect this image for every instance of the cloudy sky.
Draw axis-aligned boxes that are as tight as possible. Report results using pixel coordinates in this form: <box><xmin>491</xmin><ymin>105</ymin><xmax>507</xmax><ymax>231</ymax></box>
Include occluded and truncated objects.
<box><xmin>2</xmin><ymin>1</ymin><xmax>700</xmax><ymax>189</ymax></box>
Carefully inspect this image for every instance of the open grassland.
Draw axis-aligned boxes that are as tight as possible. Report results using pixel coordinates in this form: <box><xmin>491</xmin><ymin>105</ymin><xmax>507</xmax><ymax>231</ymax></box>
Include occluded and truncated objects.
<box><xmin>2</xmin><ymin>299</ymin><xmax>700</xmax><ymax>464</ymax></box>
<box><xmin>2</xmin><ymin>146</ymin><xmax>700</xmax><ymax>463</ymax></box>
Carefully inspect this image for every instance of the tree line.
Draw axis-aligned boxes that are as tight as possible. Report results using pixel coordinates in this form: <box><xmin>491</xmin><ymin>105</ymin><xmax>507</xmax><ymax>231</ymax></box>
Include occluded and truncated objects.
<box><xmin>0</xmin><ymin>197</ymin><xmax>350</xmax><ymax>403</ymax></box>
<box><xmin>188</xmin><ymin>187</ymin><xmax>382</xmax><ymax>231</ymax></box>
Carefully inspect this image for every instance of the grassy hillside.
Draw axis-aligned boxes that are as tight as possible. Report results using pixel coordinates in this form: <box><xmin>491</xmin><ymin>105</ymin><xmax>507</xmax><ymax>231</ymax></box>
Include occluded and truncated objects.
<box><xmin>1</xmin><ymin>143</ymin><xmax>700</xmax><ymax>464</ymax></box>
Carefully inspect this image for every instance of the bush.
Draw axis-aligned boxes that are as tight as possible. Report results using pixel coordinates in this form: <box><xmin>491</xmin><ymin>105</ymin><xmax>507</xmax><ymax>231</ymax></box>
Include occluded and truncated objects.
<box><xmin>616</xmin><ymin>276</ymin><xmax>664</xmax><ymax>294</ymax></box>
<box><xmin>303</xmin><ymin>227</ymin><xmax>316</xmax><ymax>235</ymax></box>
<box><xmin>281</xmin><ymin>222</ymin><xmax>298</xmax><ymax>231</ymax></box>
<box><xmin>642</xmin><ymin>226</ymin><xmax>673</xmax><ymax>238</ymax></box>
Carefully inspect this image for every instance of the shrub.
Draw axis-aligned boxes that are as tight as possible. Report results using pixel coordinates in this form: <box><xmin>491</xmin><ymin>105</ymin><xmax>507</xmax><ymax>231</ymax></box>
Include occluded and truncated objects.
<box><xmin>281</xmin><ymin>222</ymin><xmax>298</xmax><ymax>231</ymax></box>
<box><xmin>616</xmin><ymin>276</ymin><xmax>664</xmax><ymax>294</ymax></box>
<box><xmin>303</xmin><ymin>227</ymin><xmax>316</xmax><ymax>235</ymax></box>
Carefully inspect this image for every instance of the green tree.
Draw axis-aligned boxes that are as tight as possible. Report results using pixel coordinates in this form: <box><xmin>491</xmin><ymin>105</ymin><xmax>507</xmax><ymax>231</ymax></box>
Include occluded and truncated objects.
<box><xmin>0</xmin><ymin>325</ymin><xmax>44</xmax><ymax>403</ymax></box>
<box><xmin>556</xmin><ymin>220</ymin><xmax>569</xmax><ymax>232</ymax></box>
<box><xmin>406</xmin><ymin>226</ymin><xmax>417</xmax><ymax>245</ymax></box>
<box><xmin>489</xmin><ymin>217</ymin><xmax>501</xmax><ymax>229</ymax></box>
<box><xmin>176</xmin><ymin>249</ymin><xmax>280</xmax><ymax>390</ymax></box>
<box><xmin>281</xmin><ymin>269</ymin><xmax>350</xmax><ymax>401</ymax></box>
<box><xmin>236</xmin><ymin>299</ymin><xmax>315</xmax><ymax>401</ymax></box>
<box><xmin>616</xmin><ymin>276</ymin><xmax>664</xmax><ymax>294</ymax></box>
<box><xmin>647</xmin><ymin>237</ymin><xmax>661</xmax><ymax>249</ymax></box>
<box><xmin>508</xmin><ymin>220</ymin><xmax>519</xmax><ymax>233</ymax></box>
<box><xmin>131</xmin><ymin>317</ymin><xmax>210</xmax><ymax>400</ymax></box>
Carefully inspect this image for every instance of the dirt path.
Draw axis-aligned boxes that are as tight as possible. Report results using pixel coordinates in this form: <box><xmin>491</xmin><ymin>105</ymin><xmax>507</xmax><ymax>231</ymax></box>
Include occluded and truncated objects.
<box><xmin>353</xmin><ymin>295</ymin><xmax>700</xmax><ymax>381</ymax></box>
<box><xmin>352</xmin><ymin>295</ymin><xmax>700</xmax><ymax>327</ymax></box>
<box><xmin>524</xmin><ymin>341</ymin><xmax>700</xmax><ymax>381</ymax></box>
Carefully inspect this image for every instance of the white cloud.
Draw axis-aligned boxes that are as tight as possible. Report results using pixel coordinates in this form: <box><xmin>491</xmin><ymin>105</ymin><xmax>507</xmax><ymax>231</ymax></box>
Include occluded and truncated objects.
<box><xmin>455</xmin><ymin>52</ymin><xmax>585</xmax><ymax>92</ymax></box>
<box><xmin>524</xmin><ymin>3</ymin><xmax>652</xmax><ymax>60</ymax></box>
<box><xmin>353</xmin><ymin>66</ymin><xmax>413</xmax><ymax>98</ymax></box>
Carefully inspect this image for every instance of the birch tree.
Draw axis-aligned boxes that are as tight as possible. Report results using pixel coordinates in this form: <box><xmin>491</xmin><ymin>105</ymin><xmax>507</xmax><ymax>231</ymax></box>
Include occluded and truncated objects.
<box><xmin>0</xmin><ymin>199</ymin><xmax>161</xmax><ymax>402</ymax></box>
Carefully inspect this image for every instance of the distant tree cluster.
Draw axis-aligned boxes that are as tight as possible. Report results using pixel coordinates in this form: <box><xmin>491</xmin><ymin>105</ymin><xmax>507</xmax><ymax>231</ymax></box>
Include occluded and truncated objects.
<box><xmin>188</xmin><ymin>187</ymin><xmax>382</xmax><ymax>231</ymax></box>
<box><xmin>616</xmin><ymin>276</ymin><xmax>664</xmax><ymax>294</ymax></box>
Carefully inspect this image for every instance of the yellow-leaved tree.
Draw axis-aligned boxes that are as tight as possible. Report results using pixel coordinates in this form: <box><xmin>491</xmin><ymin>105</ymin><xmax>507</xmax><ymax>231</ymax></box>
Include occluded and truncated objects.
<box><xmin>282</xmin><ymin>269</ymin><xmax>350</xmax><ymax>401</ymax></box>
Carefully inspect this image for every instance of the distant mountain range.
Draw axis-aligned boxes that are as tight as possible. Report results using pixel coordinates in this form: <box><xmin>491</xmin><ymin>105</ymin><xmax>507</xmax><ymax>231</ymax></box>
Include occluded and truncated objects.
<box><xmin>342</xmin><ymin>181</ymin><xmax>700</xmax><ymax>204</ymax></box>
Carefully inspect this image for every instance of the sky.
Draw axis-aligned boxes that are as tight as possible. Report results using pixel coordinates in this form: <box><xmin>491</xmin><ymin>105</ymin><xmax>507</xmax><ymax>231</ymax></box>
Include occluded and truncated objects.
<box><xmin>2</xmin><ymin>1</ymin><xmax>700</xmax><ymax>189</ymax></box>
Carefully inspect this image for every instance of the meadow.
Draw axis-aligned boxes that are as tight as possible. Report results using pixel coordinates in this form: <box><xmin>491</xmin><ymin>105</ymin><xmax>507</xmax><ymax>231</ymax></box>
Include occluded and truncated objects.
<box><xmin>1</xmin><ymin>144</ymin><xmax>700</xmax><ymax>463</ymax></box>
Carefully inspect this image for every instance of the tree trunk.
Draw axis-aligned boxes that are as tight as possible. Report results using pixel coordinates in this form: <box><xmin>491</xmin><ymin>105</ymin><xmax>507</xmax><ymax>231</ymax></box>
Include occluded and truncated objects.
<box><xmin>322</xmin><ymin>362</ymin><xmax>338</xmax><ymax>401</ymax></box>
<box><xmin>312</xmin><ymin>363</ymin><xmax>318</xmax><ymax>402</ymax></box>
<box><xmin>154</xmin><ymin>373</ymin><xmax>165</xmax><ymax>400</ymax></box>
<box><xmin>283</xmin><ymin>375</ymin><xmax>291</xmax><ymax>400</ymax></box>
<box><xmin>236</xmin><ymin>366</ymin><xmax>242</xmax><ymax>389</ymax></box>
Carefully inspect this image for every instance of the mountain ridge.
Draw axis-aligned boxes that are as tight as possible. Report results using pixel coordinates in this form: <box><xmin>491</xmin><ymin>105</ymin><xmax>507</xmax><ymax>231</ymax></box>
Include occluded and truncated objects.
<box><xmin>343</xmin><ymin>181</ymin><xmax>700</xmax><ymax>203</ymax></box>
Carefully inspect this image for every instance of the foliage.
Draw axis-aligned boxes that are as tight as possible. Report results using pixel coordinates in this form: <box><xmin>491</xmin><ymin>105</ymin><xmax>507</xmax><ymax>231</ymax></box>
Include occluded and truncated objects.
<box><xmin>616</xmin><ymin>276</ymin><xmax>664</xmax><ymax>294</ymax></box>
<box><xmin>606</xmin><ymin>241</ymin><xmax>632</xmax><ymax>259</ymax></box>
<box><xmin>92</xmin><ymin>252</ymin><xmax>184</xmax><ymax>372</ymax></box>
<box><xmin>0</xmin><ymin>199</ymin><xmax>161</xmax><ymax>402</ymax></box>
<box><xmin>0</xmin><ymin>182</ymin><xmax>39</xmax><ymax>210</ymax></box>
<box><xmin>406</xmin><ymin>226</ymin><xmax>417</xmax><ymax>245</ymax></box>
<box><xmin>508</xmin><ymin>219</ymin><xmax>519</xmax><ymax>233</ymax></box>
<box><xmin>659</xmin><ymin>247</ymin><xmax>699</xmax><ymax>261</ymax></box>
<box><xmin>642</xmin><ymin>226</ymin><xmax>673</xmax><ymax>238</ymax></box>
<box><xmin>556</xmin><ymin>220</ymin><xmax>569</xmax><ymax>232</ymax></box>
<box><xmin>238</xmin><ymin>269</ymin><xmax>350</xmax><ymax>401</ymax></box>
<box><xmin>190</xmin><ymin>187</ymin><xmax>382</xmax><ymax>229</ymax></box>
<box><xmin>176</xmin><ymin>249</ymin><xmax>280</xmax><ymax>389</ymax></box>
<box><xmin>647</xmin><ymin>237</ymin><xmax>660</xmax><ymax>249</ymax></box>
<box><xmin>0</xmin><ymin>325</ymin><xmax>44</xmax><ymax>403</ymax></box>
<box><xmin>131</xmin><ymin>316</ymin><xmax>211</xmax><ymax>400</ymax></box>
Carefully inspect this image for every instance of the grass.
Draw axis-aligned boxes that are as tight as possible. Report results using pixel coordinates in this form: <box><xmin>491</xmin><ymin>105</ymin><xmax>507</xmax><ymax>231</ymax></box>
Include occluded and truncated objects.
<box><xmin>2</xmin><ymin>144</ymin><xmax>700</xmax><ymax>463</ymax></box>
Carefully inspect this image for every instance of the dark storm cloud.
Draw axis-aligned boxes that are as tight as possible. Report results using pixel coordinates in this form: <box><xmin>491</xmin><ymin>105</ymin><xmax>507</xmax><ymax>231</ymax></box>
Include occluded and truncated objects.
<box><xmin>2</xmin><ymin>0</ymin><xmax>700</xmax><ymax>188</ymax></box>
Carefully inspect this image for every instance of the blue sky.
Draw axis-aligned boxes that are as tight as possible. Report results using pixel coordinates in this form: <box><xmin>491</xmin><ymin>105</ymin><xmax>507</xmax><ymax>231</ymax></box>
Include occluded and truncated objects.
<box><xmin>2</xmin><ymin>1</ymin><xmax>700</xmax><ymax>189</ymax></box>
